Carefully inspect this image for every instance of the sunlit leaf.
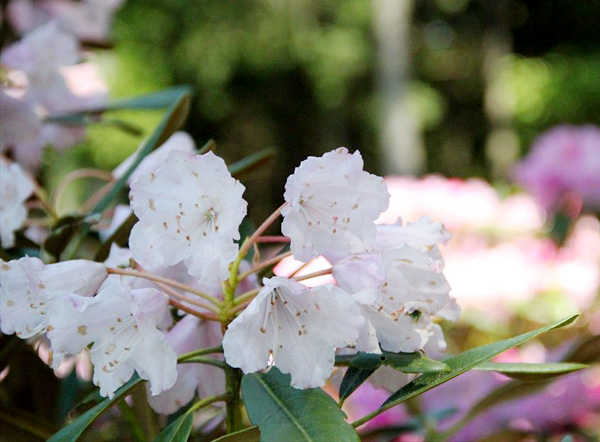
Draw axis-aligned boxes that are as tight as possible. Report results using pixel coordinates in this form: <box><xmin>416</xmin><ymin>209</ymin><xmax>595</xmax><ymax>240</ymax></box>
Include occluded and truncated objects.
<box><xmin>373</xmin><ymin>315</ymin><xmax>578</xmax><ymax>423</ymax></box>
<box><xmin>242</xmin><ymin>367</ymin><xmax>359</xmax><ymax>441</ymax></box>
<box><xmin>473</xmin><ymin>361</ymin><xmax>587</xmax><ymax>382</ymax></box>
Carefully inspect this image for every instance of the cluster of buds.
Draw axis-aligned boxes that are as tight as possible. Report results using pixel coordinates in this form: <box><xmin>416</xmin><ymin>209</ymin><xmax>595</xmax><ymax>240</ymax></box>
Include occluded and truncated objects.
<box><xmin>1</xmin><ymin>141</ymin><xmax>458</xmax><ymax>414</ymax></box>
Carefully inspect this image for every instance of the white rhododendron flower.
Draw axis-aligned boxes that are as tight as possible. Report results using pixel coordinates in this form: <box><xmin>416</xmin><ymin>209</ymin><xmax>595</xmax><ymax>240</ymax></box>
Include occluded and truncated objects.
<box><xmin>147</xmin><ymin>315</ymin><xmax>225</xmax><ymax>415</ymax></box>
<box><xmin>0</xmin><ymin>161</ymin><xmax>34</xmax><ymax>247</ymax></box>
<box><xmin>376</xmin><ymin>216</ymin><xmax>452</xmax><ymax>253</ymax></box>
<box><xmin>223</xmin><ymin>277</ymin><xmax>364</xmax><ymax>389</ymax></box>
<box><xmin>113</xmin><ymin>131</ymin><xmax>196</xmax><ymax>184</ymax></box>
<box><xmin>333</xmin><ymin>235</ymin><xmax>456</xmax><ymax>353</ymax></box>
<box><xmin>129</xmin><ymin>150</ymin><xmax>247</xmax><ymax>285</ymax></box>
<box><xmin>281</xmin><ymin>147</ymin><xmax>389</xmax><ymax>262</ymax></box>
<box><xmin>48</xmin><ymin>285</ymin><xmax>177</xmax><ymax>398</ymax></box>
<box><xmin>0</xmin><ymin>257</ymin><xmax>107</xmax><ymax>339</ymax></box>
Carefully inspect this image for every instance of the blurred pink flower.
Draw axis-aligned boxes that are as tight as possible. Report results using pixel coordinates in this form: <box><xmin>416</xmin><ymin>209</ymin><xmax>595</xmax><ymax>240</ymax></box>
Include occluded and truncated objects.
<box><xmin>8</xmin><ymin>0</ymin><xmax>125</xmax><ymax>43</ymax></box>
<box><xmin>512</xmin><ymin>125</ymin><xmax>600</xmax><ymax>213</ymax></box>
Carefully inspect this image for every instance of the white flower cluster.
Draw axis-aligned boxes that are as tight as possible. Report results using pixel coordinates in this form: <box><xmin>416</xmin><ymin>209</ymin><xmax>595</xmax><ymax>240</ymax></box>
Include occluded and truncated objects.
<box><xmin>1</xmin><ymin>143</ymin><xmax>457</xmax><ymax>411</ymax></box>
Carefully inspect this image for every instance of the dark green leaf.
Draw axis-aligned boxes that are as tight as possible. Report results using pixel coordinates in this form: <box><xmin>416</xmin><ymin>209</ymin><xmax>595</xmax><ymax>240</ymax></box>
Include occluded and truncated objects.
<box><xmin>228</xmin><ymin>148</ymin><xmax>275</xmax><ymax>177</ymax></box>
<box><xmin>563</xmin><ymin>335</ymin><xmax>600</xmax><ymax>364</ymax></box>
<box><xmin>44</xmin><ymin>114</ymin><xmax>143</xmax><ymax>136</ymax></box>
<box><xmin>473</xmin><ymin>362</ymin><xmax>588</xmax><ymax>382</ymax></box>
<box><xmin>48</xmin><ymin>375</ymin><xmax>143</xmax><ymax>442</ymax></box>
<box><xmin>211</xmin><ymin>426</ymin><xmax>261</xmax><ymax>442</ymax></box>
<box><xmin>42</xmin><ymin>215</ymin><xmax>85</xmax><ymax>259</ymax></box>
<box><xmin>339</xmin><ymin>366</ymin><xmax>375</xmax><ymax>405</ymax></box>
<box><xmin>378</xmin><ymin>314</ymin><xmax>578</xmax><ymax>415</ymax></box>
<box><xmin>154</xmin><ymin>411</ymin><xmax>193</xmax><ymax>442</ymax></box>
<box><xmin>241</xmin><ymin>367</ymin><xmax>359</xmax><ymax>442</ymax></box>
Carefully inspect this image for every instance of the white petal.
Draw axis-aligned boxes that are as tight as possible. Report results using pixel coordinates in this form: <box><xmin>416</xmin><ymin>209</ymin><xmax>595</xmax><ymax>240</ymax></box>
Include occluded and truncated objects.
<box><xmin>223</xmin><ymin>277</ymin><xmax>364</xmax><ymax>389</ymax></box>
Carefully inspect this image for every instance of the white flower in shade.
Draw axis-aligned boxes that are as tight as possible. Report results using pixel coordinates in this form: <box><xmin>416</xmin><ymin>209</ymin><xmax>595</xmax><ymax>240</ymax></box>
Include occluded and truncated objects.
<box><xmin>129</xmin><ymin>150</ymin><xmax>247</xmax><ymax>285</ymax></box>
<box><xmin>147</xmin><ymin>315</ymin><xmax>225</xmax><ymax>415</ymax></box>
<box><xmin>333</xmin><ymin>243</ymin><xmax>457</xmax><ymax>353</ymax></box>
<box><xmin>47</xmin><ymin>285</ymin><xmax>177</xmax><ymax>398</ymax></box>
<box><xmin>281</xmin><ymin>147</ymin><xmax>389</xmax><ymax>262</ymax></box>
<box><xmin>222</xmin><ymin>276</ymin><xmax>364</xmax><ymax>389</ymax></box>
<box><xmin>113</xmin><ymin>132</ymin><xmax>196</xmax><ymax>184</ymax></box>
<box><xmin>0</xmin><ymin>257</ymin><xmax>107</xmax><ymax>339</ymax></box>
<box><xmin>0</xmin><ymin>161</ymin><xmax>34</xmax><ymax>247</ymax></box>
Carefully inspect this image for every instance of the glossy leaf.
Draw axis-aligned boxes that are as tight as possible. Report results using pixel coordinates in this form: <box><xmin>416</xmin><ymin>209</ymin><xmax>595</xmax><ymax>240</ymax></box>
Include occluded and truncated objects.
<box><xmin>242</xmin><ymin>367</ymin><xmax>359</xmax><ymax>441</ymax></box>
<box><xmin>367</xmin><ymin>314</ymin><xmax>578</xmax><ymax>424</ymax></box>
<box><xmin>338</xmin><ymin>366</ymin><xmax>375</xmax><ymax>405</ymax></box>
<box><xmin>211</xmin><ymin>426</ymin><xmax>261</xmax><ymax>442</ymax></box>
<box><xmin>154</xmin><ymin>411</ymin><xmax>193</xmax><ymax>442</ymax></box>
<box><xmin>48</xmin><ymin>375</ymin><xmax>143</xmax><ymax>442</ymax></box>
<box><xmin>473</xmin><ymin>361</ymin><xmax>588</xmax><ymax>382</ymax></box>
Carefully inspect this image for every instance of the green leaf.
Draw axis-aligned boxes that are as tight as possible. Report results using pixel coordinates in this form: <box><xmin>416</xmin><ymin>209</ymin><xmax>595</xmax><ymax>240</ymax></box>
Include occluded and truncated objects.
<box><xmin>48</xmin><ymin>375</ymin><xmax>143</xmax><ymax>442</ymax></box>
<box><xmin>380</xmin><ymin>315</ymin><xmax>578</xmax><ymax>411</ymax></box>
<box><xmin>563</xmin><ymin>334</ymin><xmax>600</xmax><ymax>364</ymax></box>
<box><xmin>338</xmin><ymin>366</ymin><xmax>375</xmax><ymax>405</ymax></box>
<box><xmin>228</xmin><ymin>148</ymin><xmax>275</xmax><ymax>177</ymax></box>
<box><xmin>211</xmin><ymin>426</ymin><xmax>261</xmax><ymax>442</ymax></box>
<box><xmin>473</xmin><ymin>362</ymin><xmax>588</xmax><ymax>382</ymax></box>
<box><xmin>241</xmin><ymin>367</ymin><xmax>359</xmax><ymax>442</ymax></box>
<box><xmin>42</xmin><ymin>215</ymin><xmax>85</xmax><ymax>259</ymax></box>
<box><xmin>350</xmin><ymin>351</ymin><xmax>450</xmax><ymax>374</ymax></box>
<box><xmin>154</xmin><ymin>411</ymin><xmax>193</xmax><ymax>442</ymax></box>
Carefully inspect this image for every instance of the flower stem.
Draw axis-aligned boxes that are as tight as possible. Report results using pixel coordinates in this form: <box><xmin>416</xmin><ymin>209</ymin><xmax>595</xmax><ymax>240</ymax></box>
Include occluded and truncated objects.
<box><xmin>189</xmin><ymin>394</ymin><xmax>230</xmax><ymax>413</ymax></box>
<box><xmin>52</xmin><ymin>168</ymin><xmax>113</xmax><ymax>212</ymax></box>
<box><xmin>237</xmin><ymin>250</ymin><xmax>293</xmax><ymax>282</ymax></box>
<box><xmin>178</xmin><ymin>346</ymin><xmax>223</xmax><ymax>362</ymax></box>
<box><xmin>224</xmin><ymin>363</ymin><xmax>244</xmax><ymax>433</ymax></box>
<box><xmin>169</xmin><ymin>298</ymin><xmax>220</xmax><ymax>320</ymax></box>
<box><xmin>232</xmin><ymin>287</ymin><xmax>261</xmax><ymax>307</ymax></box>
<box><xmin>256</xmin><ymin>235</ymin><xmax>290</xmax><ymax>243</ymax></box>
<box><xmin>179</xmin><ymin>357</ymin><xmax>227</xmax><ymax>369</ymax></box>
<box><xmin>292</xmin><ymin>268</ymin><xmax>332</xmax><ymax>282</ymax></box>
<box><xmin>106</xmin><ymin>267</ymin><xmax>223</xmax><ymax>308</ymax></box>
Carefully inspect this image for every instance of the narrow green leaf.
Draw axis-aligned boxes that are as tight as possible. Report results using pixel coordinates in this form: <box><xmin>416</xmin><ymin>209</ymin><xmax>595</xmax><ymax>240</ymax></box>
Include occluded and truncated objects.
<box><xmin>154</xmin><ymin>411</ymin><xmax>193</xmax><ymax>442</ymax></box>
<box><xmin>211</xmin><ymin>426</ymin><xmax>261</xmax><ymax>442</ymax></box>
<box><xmin>48</xmin><ymin>375</ymin><xmax>143</xmax><ymax>442</ymax></box>
<box><xmin>228</xmin><ymin>148</ymin><xmax>275</xmax><ymax>177</ymax></box>
<box><xmin>349</xmin><ymin>351</ymin><xmax>450</xmax><ymax>374</ymax></box>
<box><xmin>473</xmin><ymin>362</ymin><xmax>588</xmax><ymax>382</ymax></box>
<box><xmin>339</xmin><ymin>366</ymin><xmax>375</xmax><ymax>404</ymax></box>
<box><xmin>241</xmin><ymin>367</ymin><xmax>359</xmax><ymax>441</ymax></box>
<box><xmin>44</xmin><ymin>114</ymin><xmax>143</xmax><ymax>136</ymax></box>
<box><xmin>380</xmin><ymin>314</ymin><xmax>578</xmax><ymax>411</ymax></box>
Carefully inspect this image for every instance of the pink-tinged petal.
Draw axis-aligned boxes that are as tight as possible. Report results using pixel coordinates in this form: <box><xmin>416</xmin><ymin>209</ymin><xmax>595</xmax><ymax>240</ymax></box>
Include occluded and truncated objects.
<box><xmin>282</xmin><ymin>147</ymin><xmax>389</xmax><ymax>261</ymax></box>
<box><xmin>376</xmin><ymin>216</ymin><xmax>451</xmax><ymax>252</ymax></box>
<box><xmin>223</xmin><ymin>277</ymin><xmax>364</xmax><ymax>389</ymax></box>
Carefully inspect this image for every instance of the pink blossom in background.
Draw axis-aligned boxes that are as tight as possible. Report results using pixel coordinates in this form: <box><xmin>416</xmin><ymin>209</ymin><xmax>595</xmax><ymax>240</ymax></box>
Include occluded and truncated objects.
<box><xmin>8</xmin><ymin>0</ymin><xmax>126</xmax><ymax>43</ymax></box>
<box><xmin>380</xmin><ymin>176</ymin><xmax>600</xmax><ymax>318</ymax></box>
<box><xmin>512</xmin><ymin>125</ymin><xmax>600</xmax><ymax>213</ymax></box>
